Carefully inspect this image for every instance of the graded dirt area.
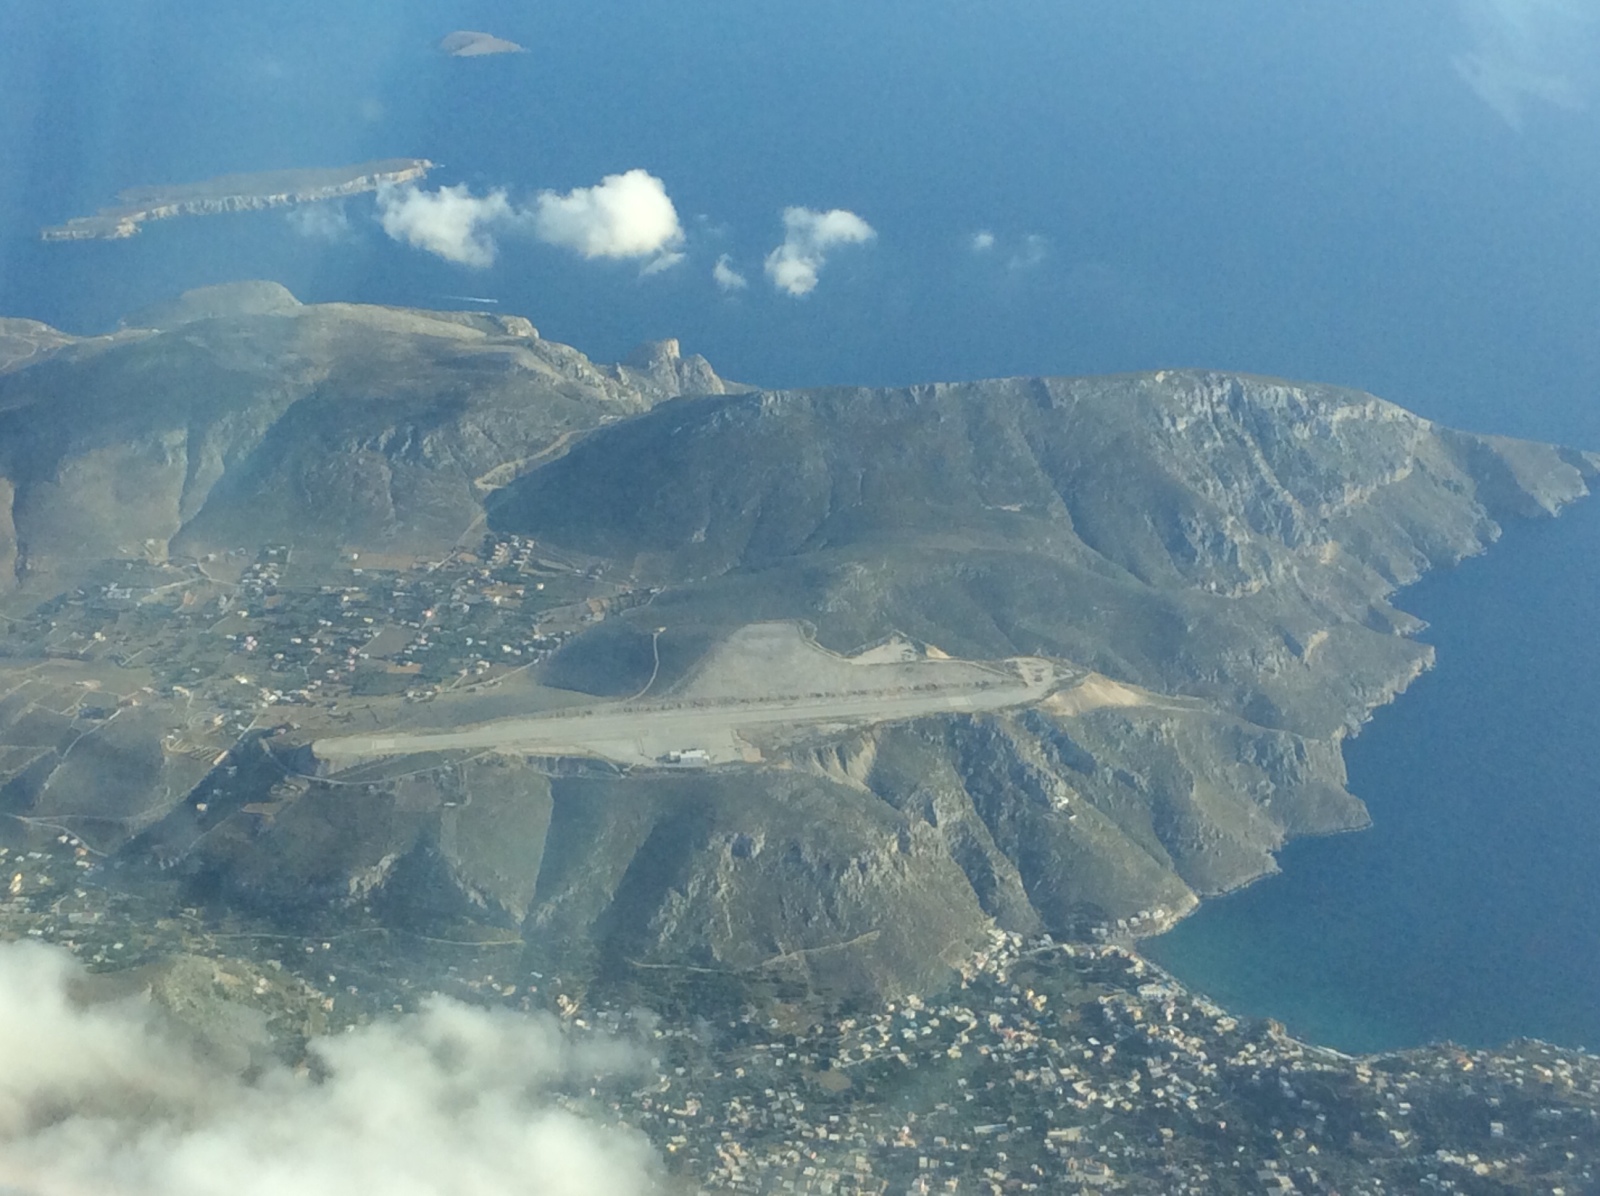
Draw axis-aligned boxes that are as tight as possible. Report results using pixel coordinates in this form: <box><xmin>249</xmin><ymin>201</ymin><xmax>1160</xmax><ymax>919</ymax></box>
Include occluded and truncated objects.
<box><xmin>313</xmin><ymin>621</ymin><xmax>1068</xmax><ymax>767</ymax></box>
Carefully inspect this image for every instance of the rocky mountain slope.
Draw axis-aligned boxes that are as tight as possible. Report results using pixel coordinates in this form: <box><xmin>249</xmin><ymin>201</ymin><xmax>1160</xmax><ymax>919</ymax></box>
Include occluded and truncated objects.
<box><xmin>473</xmin><ymin>374</ymin><xmax>1597</xmax><ymax>974</ymax></box>
<box><xmin>0</xmin><ymin>287</ymin><xmax>1592</xmax><ymax>997</ymax></box>
<box><xmin>0</xmin><ymin>282</ymin><xmax>733</xmax><ymax>587</ymax></box>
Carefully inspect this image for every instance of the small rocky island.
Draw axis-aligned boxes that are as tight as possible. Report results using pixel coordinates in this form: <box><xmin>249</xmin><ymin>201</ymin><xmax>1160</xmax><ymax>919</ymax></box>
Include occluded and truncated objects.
<box><xmin>39</xmin><ymin>158</ymin><xmax>434</xmax><ymax>242</ymax></box>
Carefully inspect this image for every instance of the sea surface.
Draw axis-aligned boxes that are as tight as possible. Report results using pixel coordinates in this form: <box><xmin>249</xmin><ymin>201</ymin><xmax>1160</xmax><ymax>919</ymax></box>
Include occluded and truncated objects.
<box><xmin>1147</xmin><ymin>492</ymin><xmax>1600</xmax><ymax>1054</ymax></box>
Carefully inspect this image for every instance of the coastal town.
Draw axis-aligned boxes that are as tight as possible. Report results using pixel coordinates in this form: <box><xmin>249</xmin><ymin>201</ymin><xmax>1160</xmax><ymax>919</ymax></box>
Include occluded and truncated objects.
<box><xmin>1</xmin><ymin>832</ymin><xmax>1595</xmax><ymax>1196</ymax></box>
<box><xmin>6</xmin><ymin>533</ymin><xmax>641</xmax><ymax>725</ymax></box>
<box><xmin>584</xmin><ymin>932</ymin><xmax>1600</xmax><ymax>1196</ymax></box>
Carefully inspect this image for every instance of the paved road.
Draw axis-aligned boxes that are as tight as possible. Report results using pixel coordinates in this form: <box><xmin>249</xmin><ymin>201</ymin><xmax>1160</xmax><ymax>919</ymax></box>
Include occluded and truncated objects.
<box><xmin>315</xmin><ymin>658</ymin><xmax>1061</xmax><ymax>767</ymax></box>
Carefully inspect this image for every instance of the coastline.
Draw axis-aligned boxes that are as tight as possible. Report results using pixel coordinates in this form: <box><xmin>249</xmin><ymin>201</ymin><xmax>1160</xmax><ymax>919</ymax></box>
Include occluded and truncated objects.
<box><xmin>1145</xmin><ymin>488</ymin><xmax>1600</xmax><ymax>1054</ymax></box>
<box><xmin>1148</xmin><ymin>472</ymin><xmax>1595</xmax><ymax>933</ymax></box>
<box><xmin>40</xmin><ymin>158</ymin><xmax>435</xmax><ymax>242</ymax></box>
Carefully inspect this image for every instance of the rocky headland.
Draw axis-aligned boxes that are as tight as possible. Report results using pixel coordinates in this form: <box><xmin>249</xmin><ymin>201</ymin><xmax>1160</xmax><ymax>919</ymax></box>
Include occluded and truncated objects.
<box><xmin>39</xmin><ymin>159</ymin><xmax>434</xmax><ymax>241</ymax></box>
<box><xmin>0</xmin><ymin>281</ymin><xmax>1593</xmax><ymax>1001</ymax></box>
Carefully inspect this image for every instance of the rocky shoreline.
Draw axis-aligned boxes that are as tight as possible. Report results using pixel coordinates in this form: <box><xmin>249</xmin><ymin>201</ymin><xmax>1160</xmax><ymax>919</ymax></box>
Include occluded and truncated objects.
<box><xmin>40</xmin><ymin>158</ymin><xmax>434</xmax><ymax>241</ymax></box>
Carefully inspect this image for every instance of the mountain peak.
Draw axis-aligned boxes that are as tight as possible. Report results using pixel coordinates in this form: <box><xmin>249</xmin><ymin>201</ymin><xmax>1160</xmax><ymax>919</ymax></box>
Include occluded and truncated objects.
<box><xmin>124</xmin><ymin>280</ymin><xmax>302</xmax><ymax>330</ymax></box>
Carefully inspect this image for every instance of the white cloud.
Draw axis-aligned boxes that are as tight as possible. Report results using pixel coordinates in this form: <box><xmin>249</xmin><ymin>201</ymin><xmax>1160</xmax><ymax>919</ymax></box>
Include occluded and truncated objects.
<box><xmin>1008</xmin><ymin>234</ymin><xmax>1049</xmax><ymax>272</ymax></box>
<box><xmin>0</xmin><ymin>942</ymin><xmax>663</xmax><ymax>1196</ymax></box>
<box><xmin>376</xmin><ymin>170</ymin><xmax>686</xmax><ymax>272</ymax></box>
<box><xmin>763</xmin><ymin>207</ymin><xmax>876</xmax><ymax>297</ymax></box>
<box><xmin>639</xmin><ymin>251</ymin><xmax>686</xmax><ymax>277</ymax></box>
<box><xmin>967</xmin><ymin>231</ymin><xmax>1048</xmax><ymax>270</ymax></box>
<box><xmin>1454</xmin><ymin>0</ymin><xmax>1599</xmax><ymax>127</ymax></box>
<box><xmin>376</xmin><ymin>183</ymin><xmax>513</xmax><ymax>268</ymax></box>
<box><xmin>713</xmin><ymin>254</ymin><xmax>748</xmax><ymax>291</ymax></box>
<box><xmin>531</xmin><ymin>169</ymin><xmax>684</xmax><ymax>267</ymax></box>
<box><xmin>287</xmin><ymin>203</ymin><xmax>353</xmax><ymax>242</ymax></box>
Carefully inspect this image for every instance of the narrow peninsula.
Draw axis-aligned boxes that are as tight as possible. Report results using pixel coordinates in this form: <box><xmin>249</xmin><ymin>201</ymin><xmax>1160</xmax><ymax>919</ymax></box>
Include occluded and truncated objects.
<box><xmin>39</xmin><ymin>158</ymin><xmax>434</xmax><ymax>242</ymax></box>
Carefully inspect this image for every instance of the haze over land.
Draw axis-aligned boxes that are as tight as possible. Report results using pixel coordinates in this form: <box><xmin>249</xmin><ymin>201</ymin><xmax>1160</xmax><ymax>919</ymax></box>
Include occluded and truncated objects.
<box><xmin>0</xmin><ymin>941</ymin><xmax>661</xmax><ymax>1196</ymax></box>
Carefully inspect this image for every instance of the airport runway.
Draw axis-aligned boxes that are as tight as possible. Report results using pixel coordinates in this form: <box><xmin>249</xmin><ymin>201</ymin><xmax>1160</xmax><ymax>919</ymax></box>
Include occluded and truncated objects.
<box><xmin>315</xmin><ymin>658</ymin><xmax>1061</xmax><ymax>767</ymax></box>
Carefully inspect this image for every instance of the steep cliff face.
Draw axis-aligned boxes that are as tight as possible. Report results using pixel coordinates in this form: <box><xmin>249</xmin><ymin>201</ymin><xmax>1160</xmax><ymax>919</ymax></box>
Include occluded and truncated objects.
<box><xmin>610</xmin><ymin>338</ymin><xmax>738</xmax><ymax>404</ymax></box>
<box><xmin>39</xmin><ymin>160</ymin><xmax>434</xmax><ymax>241</ymax></box>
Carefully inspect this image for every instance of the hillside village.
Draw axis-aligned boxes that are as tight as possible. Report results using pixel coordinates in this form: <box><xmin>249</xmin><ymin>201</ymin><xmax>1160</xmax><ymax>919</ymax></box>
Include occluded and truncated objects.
<box><xmin>2</xmin><ymin>841</ymin><xmax>1594</xmax><ymax>1196</ymax></box>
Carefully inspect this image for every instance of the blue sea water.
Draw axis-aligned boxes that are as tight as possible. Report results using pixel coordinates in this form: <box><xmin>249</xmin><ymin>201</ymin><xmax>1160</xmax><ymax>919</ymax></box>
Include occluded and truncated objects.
<box><xmin>2</xmin><ymin>3</ymin><xmax>1599</xmax><ymax>444</ymax></box>
<box><xmin>1148</xmin><ymin>493</ymin><xmax>1600</xmax><ymax>1054</ymax></box>
<box><xmin>2</xmin><ymin>2</ymin><xmax>1600</xmax><ymax>1051</ymax></box>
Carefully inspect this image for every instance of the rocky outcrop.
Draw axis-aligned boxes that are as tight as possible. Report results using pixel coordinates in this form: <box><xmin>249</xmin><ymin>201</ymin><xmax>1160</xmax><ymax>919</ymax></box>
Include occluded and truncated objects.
<box><xmin>611</xmin><ymin>338</ymin><xmax>742</xmax><ymax>403</ymax></box>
